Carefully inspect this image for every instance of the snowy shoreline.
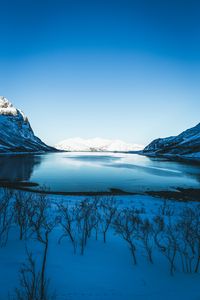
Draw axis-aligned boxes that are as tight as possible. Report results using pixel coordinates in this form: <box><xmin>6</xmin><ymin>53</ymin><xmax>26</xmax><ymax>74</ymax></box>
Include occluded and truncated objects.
<box><xmin>0</xmin><ymin>189</ymin><xmax>200</xmax><ymax>300</ymax></box>
<box><xmin>0</xmin><ymin>184</ymin><xmax>200</xmax><ymax>202</ymax></box>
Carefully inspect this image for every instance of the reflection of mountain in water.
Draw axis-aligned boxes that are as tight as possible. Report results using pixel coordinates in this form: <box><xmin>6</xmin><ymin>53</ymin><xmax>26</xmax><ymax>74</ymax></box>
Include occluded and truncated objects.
<box><xmin>106</xmin><ymin>160</ymin><xmax>200</xmax><ymax>183</ymax></box>
<box><xmin>0</xmin><ymin>155</ymin><xmax>41</xmax><ymax>182</ymax></box>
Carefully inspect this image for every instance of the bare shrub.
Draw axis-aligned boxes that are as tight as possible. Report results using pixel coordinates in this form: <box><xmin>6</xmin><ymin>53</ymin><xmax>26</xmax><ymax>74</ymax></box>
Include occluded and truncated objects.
<box><xmin>58</xmin><ymin>197</ymin><xmax>106</xmax><ymax>255</ymax></box>
<box><xmin>74</xmin><ymin>198</ymin><xmax>99</xmax><ymax>255</ymax></box>
<box><xmin>99</xmin><ymin>197</ymin><xmax>118</xmax><ymax>243</ymax></box>
<box><xmin>13</xmin><ymin>248</ymin><xmax>54</xmax><ymax>300</ymax></box>
<box><xmin>0</xmin><ymin>188</ymin><xmax>13</xmax><ymax>247</ymax></box>
<box><xmin>57</xmin><ymin>203</ymin><xmax>77</xmax><ymax>253</ymax></box>
<box><xmin>29</xmin><ymin>194</ymin><xmax>55</xmax><ymax>300</ymax></box>
<box><xmin>139</xmin><ymin>218</ymin><xmax>154</xmax><ymax>264</ymax></box>
<box><xmin>193</xmin><ymin>204</ymin><xmax>200</xmax><ymax>273</ymax></box>
<box><xmin>153</xmin><ymin>214</ymin><xmax>179</xmax><ymax>275</ymax></box>
<box><xmin>113</xmin><ymin>208</ymin><xmax>141</xmax><ymax>265</ymax></box>
<box><xmin>13</xmin><ymin>191</ymin><xmax>35</xmax><ymax>240</ymax></box>
<box><xmin>177</xmin><ymin>205</ymin><xmax>200</xmax><ymax>273</ymax></box>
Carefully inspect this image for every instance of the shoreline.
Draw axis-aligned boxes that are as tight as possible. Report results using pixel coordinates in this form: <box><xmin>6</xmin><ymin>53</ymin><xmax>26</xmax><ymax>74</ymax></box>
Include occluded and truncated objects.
<box><xmin>138</xmin><ymin>151</ymin><xmax>200</xmax><ymax>165</ymax></box>
<box><xmin>0</xmin><ymin>182</ymin><xmax>200</xmax><ymax>202</ymax></box>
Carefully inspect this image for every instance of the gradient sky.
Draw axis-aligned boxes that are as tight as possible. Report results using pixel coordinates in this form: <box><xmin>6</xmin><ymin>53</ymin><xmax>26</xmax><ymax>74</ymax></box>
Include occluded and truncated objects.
<box><xmin>0</xmin><ymin>0</ymin><xmax>200</xmax><ymax>146</ymax></box>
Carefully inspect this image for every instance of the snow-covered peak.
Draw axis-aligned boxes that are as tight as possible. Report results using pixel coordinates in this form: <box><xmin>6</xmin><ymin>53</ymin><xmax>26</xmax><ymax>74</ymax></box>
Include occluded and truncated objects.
<box><xmin>56</xmin><ymin>137</ymin><xmax>143</xmax><ymax>152</ymax></box>
<box><xmin>0</xmin><ymin>96</ymin><xmax>27</xmax><ymax>121</ymax></box>
<box><xmin>0</xmin><ymin>96</ymin><xmax>18</xmax><ymax>116</ymax></box>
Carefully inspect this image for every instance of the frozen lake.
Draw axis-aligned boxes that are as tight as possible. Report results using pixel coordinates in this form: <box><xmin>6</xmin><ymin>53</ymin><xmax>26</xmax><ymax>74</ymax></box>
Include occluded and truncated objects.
<box><xmin>0</xmin><ymin>152</ymin><xmax>200</xmax><ymax>193</ymax></box>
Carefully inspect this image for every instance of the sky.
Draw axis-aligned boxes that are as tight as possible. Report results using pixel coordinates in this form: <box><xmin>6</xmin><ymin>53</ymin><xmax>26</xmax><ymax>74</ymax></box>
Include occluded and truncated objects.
<box><xmin>0</xmin><ymin>0</ymin><xmax>200</xmax><ymax>146</ymax></box>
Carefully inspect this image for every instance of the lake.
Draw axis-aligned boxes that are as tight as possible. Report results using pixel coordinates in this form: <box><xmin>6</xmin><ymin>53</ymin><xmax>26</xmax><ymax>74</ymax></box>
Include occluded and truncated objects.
<box><xmin>0</xmin><ymin>152</ymin><xmax>200</xmax><ymax>193</ymax></box>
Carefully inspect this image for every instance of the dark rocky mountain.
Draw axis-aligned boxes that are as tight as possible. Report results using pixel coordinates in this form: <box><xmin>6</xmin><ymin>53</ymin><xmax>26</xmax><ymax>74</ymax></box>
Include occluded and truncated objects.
<box><xmin>0</xmin><ymin>96</ymin><xmax>55</xmax><ymax>153</ymax></box>
<box><xmin>143</xmin><ymin>123</ymin><xmax>200</xmax><ymax>162</ymax></box>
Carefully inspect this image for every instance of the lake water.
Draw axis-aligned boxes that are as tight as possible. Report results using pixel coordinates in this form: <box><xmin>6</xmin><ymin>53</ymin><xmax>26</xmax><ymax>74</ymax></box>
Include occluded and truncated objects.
<box><xmin>0</xmin><ymin>152</ymin><xmax>200</xmax><ymax>193</ymax></box>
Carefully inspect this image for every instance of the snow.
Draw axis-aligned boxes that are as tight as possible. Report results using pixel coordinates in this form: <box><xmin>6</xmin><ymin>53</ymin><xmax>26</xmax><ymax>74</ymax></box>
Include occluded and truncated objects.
<box><xmin>0</xmin><ymin>96</ymin><xmax>18</xmax><ymax>116</ymax></box>
<box><xmin>56</xmin><ymin>137</ymin><xmax>144</xmax><ymax>152</ymax></box>
<box><xmin>0</xmin><ymin>96</ymin><xmax>28</xmax><ymax>122</ymax></box>
<box><xmin>0</xmin><ymin>191</ymin><xmax>199</xmax><ymax>300</ymax></box>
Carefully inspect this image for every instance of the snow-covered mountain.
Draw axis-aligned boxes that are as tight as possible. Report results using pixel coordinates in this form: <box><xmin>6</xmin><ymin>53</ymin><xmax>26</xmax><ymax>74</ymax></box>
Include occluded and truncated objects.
<box><xmin>143</xmin><ymin>123</ymin><xmax>200</xmax><ymax>161</ymax></box>
<box><xmin>56</xmin><ymin>137</ymin><xmax>143</xmax><ymax>152</ymax></box>
<box><xmin>0</xmin><ymin>96</ymin><xmax>54</xmax><ymax>153</ymax></box>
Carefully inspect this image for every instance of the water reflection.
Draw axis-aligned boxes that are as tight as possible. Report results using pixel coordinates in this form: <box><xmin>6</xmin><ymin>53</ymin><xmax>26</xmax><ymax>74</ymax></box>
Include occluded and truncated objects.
<box><xmin>0</xmin><ymin>154</ymin><xmax>41</xmax><ymax>182</ymax></box>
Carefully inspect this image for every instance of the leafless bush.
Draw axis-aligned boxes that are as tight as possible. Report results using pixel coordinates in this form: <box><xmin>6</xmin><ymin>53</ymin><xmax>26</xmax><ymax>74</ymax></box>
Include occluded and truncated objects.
<box><xmin>153</xmin><ymin>214</ymin><xmax>179</xmax><ymax>275</ymax></box>
<box><xmin>74</xmin><ymin>198</ymin><xmax>100</xmax><ymax>255</ymax></box>
<box><xmin>57</xmin><ymin>203</ymin><xmax>77</xmax><ymax>253</ymax></box>
<box><xmin>139</xmin><ymin>218</ymin><xmax>154</xmax><ymax>264</ymax></box>
<box><xmin>13</xmin><ymin>191</ymin><xmax>35</xmax><ymax>240</ymax></box>
<box><xmin>113</xmin><ymin>208</ymin><xmax>141</xmax><ymax>265</ymax></box>
<box><xmin>13</xmin><ymin>248</ymin><xmax>54</xmax><ymax>300</ymax></box>
<box><xmin>99</xmin><ymin>197</ymin><xmax>118</xmax><ymax>243</ymax></box>
<box><xmin>44</xmin><ymin>196</ymin><xmax>200</xmax><ymax>275</ymax></box>
<box><xmin>0</xmin><ymin>188</ymin><xmax>13</xmax><ymax>247</ymax></box>
<box><xmin>193</xmin><ymin>205</ymin><xmax>200</xmax><ymax>273</ymax></box>
<box><xmin>29</xmin><ymin>194</ymin><xmax>55</xmax><ymax>300</ymax></box>
<box><xmin>58</xmin><ymin>197</ymin><xmax>120</xmax><ymax>255</ymax></box>
<box><xmin>177</xmin><ymin>205</ymin><xmax>200</xmax><ymax>273</ymax></box>
<box><xmin>91</xmin><ymin>197</ymin><xmax>101</xmax><ymax>241</ymax></box>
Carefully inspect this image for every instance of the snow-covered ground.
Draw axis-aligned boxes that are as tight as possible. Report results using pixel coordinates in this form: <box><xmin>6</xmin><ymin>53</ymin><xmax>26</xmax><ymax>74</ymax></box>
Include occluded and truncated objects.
<box><xmin>0</xmin><ymin>191</ymin><xmax>199</xmax><ymax>300</ymax></box>
<box><xmin>56</xmin><ymin>137</ymin><xmax>144</xmax><ymax>152</ymax></box>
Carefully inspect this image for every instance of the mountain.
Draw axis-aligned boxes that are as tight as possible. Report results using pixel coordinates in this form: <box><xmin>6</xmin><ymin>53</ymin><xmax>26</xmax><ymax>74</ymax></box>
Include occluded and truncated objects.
<box><xmin>143</xmin><ymin>123</ymin><xmax>200</xmax><ymax>161</ymax></box>
<box><xmin>56</xmin><ymin>137</ymin><xmax>143</xmax><ymax>152</ymax></box>
<box><xmin>0</xmin><ymin>96</ymin><xmax>54</xmax><ymax>153</ymax></box>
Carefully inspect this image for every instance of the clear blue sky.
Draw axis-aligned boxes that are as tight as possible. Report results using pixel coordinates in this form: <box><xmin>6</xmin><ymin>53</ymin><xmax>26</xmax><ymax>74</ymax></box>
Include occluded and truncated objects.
<box><xmin>0</xmin><ymin>0</ymin><xmax>200</xmax><ymax>146</ymax></box>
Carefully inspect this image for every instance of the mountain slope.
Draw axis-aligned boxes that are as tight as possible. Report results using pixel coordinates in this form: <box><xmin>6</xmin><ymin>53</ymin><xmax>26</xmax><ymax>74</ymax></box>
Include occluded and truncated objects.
<box><xmin>56</xmin><ymin>137</ymin><xmax>143</xmax><ymax>152</ymax></box>
<box><xmin>0</xmin><ymin>96</ymin><xmax>54</xmax><ymax>153</ymax></box>
<box><xmin>143</xmin><ymin>123</ymin><xmax>200</xmax><ymax>161</ymax></box>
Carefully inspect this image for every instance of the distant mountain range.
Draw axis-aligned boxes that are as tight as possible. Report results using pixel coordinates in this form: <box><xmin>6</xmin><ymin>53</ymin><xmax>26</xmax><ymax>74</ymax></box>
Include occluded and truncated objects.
<box><xmin>0</xmin><ymin>96</ymin><xmax>54</xmax><ymax>153</ymax></box>
<box><xmin>56</xmin><ymin>137</ymin><xmax>143</xmax><ymax>152</ymax></box>
<box><xmin>142</xmin><ymin>123</ymin><xmax>200</xmax><ymax>162</ymax></box>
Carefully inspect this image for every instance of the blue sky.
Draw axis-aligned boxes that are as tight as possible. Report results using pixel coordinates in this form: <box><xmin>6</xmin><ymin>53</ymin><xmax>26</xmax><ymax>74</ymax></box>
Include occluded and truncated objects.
<box><xmin>0</xmin><ymin>0</ymin><xmax>200</xmax><ymax>146</ymax></box>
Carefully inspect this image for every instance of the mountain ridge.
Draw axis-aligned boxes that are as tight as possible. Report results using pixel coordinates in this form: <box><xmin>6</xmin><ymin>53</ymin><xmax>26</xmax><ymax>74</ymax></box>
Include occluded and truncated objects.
<box><xmin>142</xmin><ymin>122</ymin><xmax>200</xmax><ymax>162</ymax></box>
<box><xmin>56</xmin><ymin>137</ymin><xmax>143</xmax><ymax>152</ymax></box>
<box><xmin>0</xmin><ymin>96</ymin><xmax>55</xmax><ymax>153</ymax></box>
